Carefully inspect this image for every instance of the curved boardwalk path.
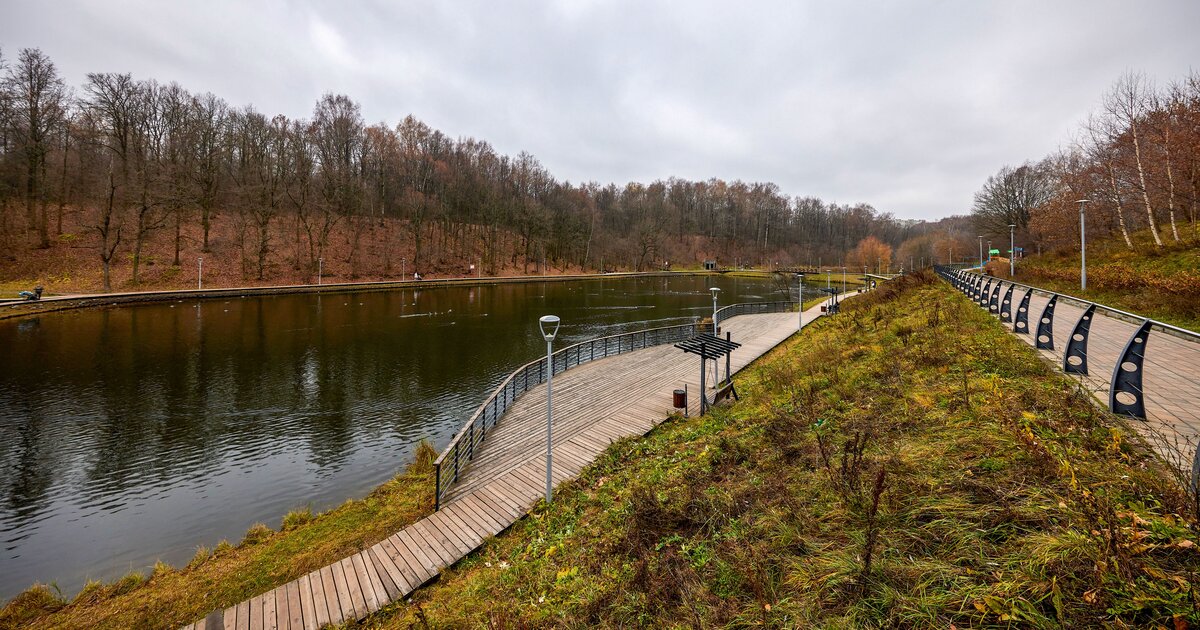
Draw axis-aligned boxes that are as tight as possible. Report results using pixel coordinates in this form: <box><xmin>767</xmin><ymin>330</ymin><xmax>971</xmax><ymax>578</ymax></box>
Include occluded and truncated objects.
<box><xmin>1016</xmin><ymin>291</ymin><xmax>1200</xmax><ymax>451</ymax></box>
<box><xmin>184</xmin><ymin>299</ymin><xmax>840</xmax><ymax>630</ymax></box>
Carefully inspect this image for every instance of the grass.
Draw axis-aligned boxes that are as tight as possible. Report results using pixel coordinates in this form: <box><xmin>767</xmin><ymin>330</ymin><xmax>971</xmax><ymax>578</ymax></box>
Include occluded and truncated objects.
<box><xmin>1006</xmin><ymin>228</ymin><xmax>1200</xmax><ymax>331</ymax></box>
<box><xmin>0</xmin><ymin>441</ymin><xmax>439</xmax><ymax>630</ymax></box>
<box><xmin>353</xmin><ymin>271</ymin><xmax>1200</xmax><ymax>628</ymax></box>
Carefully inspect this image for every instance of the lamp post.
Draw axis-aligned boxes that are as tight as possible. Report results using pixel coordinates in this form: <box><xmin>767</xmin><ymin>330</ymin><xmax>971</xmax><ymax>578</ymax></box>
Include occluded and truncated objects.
<box><xmin>1077</xmin><ymin>199</ymin><xmax>1089</xmax><ymax>291</ymax></box>
<box><xmin>402</xmin><ymin>257</ymin><xmax>406</xmax><ymax>281</ymax></box>
<box><xmin>538</xmin><ymin>315</ymin><xmax>560</xmax><ymax>503</ymax></box>
<box><xmin>318</xmin><ymin>257</ymin><xmax>323</xmax><ymax>285</ymax></box>
<box><xmin>710</xmin><ymin>287</ymin><xmax>721</xmax><ymax>387</ymax></box>
<box><xmin>197</xmin><ymin>257</ymin><xmax>203</xmax><ymax>290</ymax></box>
<box><xmin>987</xmin><ymin>241</ymin><xmax>992</xmax><ymax>264</ymax></box>
<box><xmin>1008</xmin><ymin>224</ymin><xmax>1016</xmax><ymax>277</ymax></box>
<box><xmin>841</xmin><ymin>266</ymin><xmax>846</xmax><ymax>296</ymax></box>
<box><xmin>977</xmin><ymin>236</ymin><xmax>983</xmax><ymax>270</ymax></box>
<box><xmin>795</xmin><ymin>274</ymin><xmax>803</xmax><ymax>330</ymax></box>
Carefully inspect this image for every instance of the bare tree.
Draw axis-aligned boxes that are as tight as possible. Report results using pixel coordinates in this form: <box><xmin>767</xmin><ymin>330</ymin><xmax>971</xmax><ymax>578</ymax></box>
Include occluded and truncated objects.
<box><xmin>970</xmin><ymin>162</ymin><xmax>1057</xmax><ymax>236</ymax></box>
<box><xmin>1106</xmin><ymin>72</ymin><xmax>1164</xmax><ymax>247</ymax></box>
<box><xmin>3</xmin><ymin>48</ymin><xmax>68</xmax><ymax>248</ymax></box>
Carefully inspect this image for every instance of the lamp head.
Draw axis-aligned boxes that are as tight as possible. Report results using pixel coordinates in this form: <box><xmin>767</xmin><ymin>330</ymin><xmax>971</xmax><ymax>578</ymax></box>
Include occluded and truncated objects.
<box><xmin>710</xmin><ymin>287</ymin><xmax>721</xmax><ymax>297</ymax></box>
<box><xmin>539</xmin><ymin>315</ymin><xmax>560</xmax><ymax>342</ymax></box>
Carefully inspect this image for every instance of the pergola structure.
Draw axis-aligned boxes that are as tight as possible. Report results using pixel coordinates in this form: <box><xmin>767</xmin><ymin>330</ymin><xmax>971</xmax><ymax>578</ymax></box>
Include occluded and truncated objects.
<box><xmin>675</xmin><ymin>332</ymin><xmax>742</xmax><ymax>415</ymax></box>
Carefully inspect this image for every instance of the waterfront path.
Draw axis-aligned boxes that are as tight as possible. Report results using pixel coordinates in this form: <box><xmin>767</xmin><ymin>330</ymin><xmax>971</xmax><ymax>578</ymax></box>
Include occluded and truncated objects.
<box><xmin>184</xmin><ymin>299</ymin><xmax>839</xmax><ymax>630</ymax></box>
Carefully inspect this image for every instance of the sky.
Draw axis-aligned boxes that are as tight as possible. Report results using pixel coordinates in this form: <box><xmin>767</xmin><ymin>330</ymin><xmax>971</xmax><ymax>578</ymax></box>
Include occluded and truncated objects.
<box><xmin>2</xmin><ymin>0</ymin><xmax>1198</xmax><ymax>221</ymax></box>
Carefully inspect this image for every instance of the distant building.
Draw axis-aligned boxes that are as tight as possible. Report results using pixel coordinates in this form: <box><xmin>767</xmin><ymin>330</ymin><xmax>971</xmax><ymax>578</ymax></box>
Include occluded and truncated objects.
<box><xmin>703</xmin><ymin>260</ymin><xmax>717</xmax><ymax>271</ymax></box>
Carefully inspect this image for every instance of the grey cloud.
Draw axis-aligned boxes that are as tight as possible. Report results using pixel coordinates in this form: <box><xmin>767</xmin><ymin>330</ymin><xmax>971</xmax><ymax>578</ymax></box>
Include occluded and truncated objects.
<box><xmin>2</xmin><ymin>0</ymin><xmax>1197</xmax><ymax>219</ymax></box>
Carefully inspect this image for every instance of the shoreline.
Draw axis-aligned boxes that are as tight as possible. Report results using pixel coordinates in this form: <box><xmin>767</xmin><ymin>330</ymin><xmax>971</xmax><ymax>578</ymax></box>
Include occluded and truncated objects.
<box><xmin>0</xmin><ymin>270</ymin><xmax>726</xmax><ymax>321</ymax></box>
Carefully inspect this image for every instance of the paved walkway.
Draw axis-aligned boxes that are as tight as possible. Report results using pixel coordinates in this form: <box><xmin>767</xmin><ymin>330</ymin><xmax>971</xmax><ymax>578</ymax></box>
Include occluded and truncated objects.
<box><xmin>184</xmin><ymin>299</ymin><xmax>837</xmax><ymax>630</ymax></box>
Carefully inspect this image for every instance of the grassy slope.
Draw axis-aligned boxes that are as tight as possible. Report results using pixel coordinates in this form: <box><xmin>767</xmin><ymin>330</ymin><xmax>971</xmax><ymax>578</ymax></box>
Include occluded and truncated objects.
<box><xmin>0</xmin><ymin>446</ymin><xmax>438</xmax><ymax>630</ymax></box>
<box><xmin>1004</xmin><ymin>229</ymin><xmax>1200</xmax><ymax>331</ymax></box>
<box><xmin>356</xmin><ymin>272</ymin><xmax>1200</xmax><ymax>629</ymax></box>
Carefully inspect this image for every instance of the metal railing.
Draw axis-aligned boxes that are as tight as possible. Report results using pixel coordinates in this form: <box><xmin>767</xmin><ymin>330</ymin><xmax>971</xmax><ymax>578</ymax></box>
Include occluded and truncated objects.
<box><xmin>714</xmin><ymin>300</ymin><xmax>796</xmax><ymax>329</ymax></box>
<box><xmin>433</xmin><ymin>321</ymin><xmax>694</xmax><ymax>509</ymax></box>
<box><xmin>432</xmin><ymin>300</ymin><xmax>805</xmax><ymax>509</ymax></box>
<box><xmin>935</xmin><ymin>266</ymin><xmax>1200</xmax><ymax>421</ymax></box>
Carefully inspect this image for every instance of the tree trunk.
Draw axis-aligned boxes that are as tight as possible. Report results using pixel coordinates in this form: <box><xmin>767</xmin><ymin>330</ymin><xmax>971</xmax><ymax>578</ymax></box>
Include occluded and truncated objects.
<box><xmin>1129</xmin><ymin>122</ymin><xmax>1163</xmax><ymax>247</ymax></box>
<box><xmin>1107</xmin><ymin>163</ymin><xmax>1135</xmax><ymax>250</ymax></box>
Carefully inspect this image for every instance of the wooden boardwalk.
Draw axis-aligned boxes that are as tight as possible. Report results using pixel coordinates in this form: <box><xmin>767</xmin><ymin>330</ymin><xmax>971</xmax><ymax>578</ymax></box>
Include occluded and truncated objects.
<box><xmin>184</xmin><ymin>300</ymin><xmax>838</xmax><ymax>630</ymax></box>
<box><xmin>1015</xmin><ymin>291</ymin><xmax>1200</xmax><ymax>446</ymax></box>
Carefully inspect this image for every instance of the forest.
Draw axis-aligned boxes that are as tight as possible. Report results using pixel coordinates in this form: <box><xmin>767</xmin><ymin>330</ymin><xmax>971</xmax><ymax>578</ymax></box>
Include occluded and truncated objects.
<box><xmin>0</xmin><ymin>47</ymin><xmax>957</xmax><ymax>292</ymax></box>
<box><xmin>972</xmin><ymin>71</ymin><xmax>1200</xmax><ymax>254</ymax></box>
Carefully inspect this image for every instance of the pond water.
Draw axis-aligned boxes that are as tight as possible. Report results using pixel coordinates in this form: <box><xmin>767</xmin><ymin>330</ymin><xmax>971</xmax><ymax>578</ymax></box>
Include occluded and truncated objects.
<box><xmin>0</xmin><ymin>274</ymin><xmax>786</xmax><ymax>599</ymax></box>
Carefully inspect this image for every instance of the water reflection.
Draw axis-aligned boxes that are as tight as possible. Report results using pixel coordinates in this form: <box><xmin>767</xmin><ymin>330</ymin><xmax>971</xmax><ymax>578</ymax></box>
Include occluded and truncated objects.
<box><xmin>0</xmin><ymin>275</ymin><xmax>782</xmax><ymax>598</ymax></box>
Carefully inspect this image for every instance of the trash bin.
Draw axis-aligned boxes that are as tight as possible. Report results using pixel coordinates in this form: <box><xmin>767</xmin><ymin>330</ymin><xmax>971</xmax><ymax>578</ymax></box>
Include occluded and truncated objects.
<box><xmin>673</xmin><ymin>389</ymin><xmax>687</xmax><ymax>409</ymax></box>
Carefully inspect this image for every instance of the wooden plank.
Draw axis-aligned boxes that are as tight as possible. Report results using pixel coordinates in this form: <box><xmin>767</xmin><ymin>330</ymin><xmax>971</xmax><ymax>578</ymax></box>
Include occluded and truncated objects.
<box><xmin>457</xmin><ymin>495</ymin><xmax>505</xmax><ymax>533</ymax></box>
<box><xmin>308</xmin><ymin>569</ymin><xmax>331</xmax><ymax>629</ymax></box>
<box><xmin>329</xmin><ymin>559</ymin><xmax>357</xmax><ymax>623</ymax></box>
<box><xmin>425</xmin><ymin>511</ymin><xmax>472</xmax><ymax>556</ymax></box>
<box><xmin>361</xmin><ymin>548</ymin><xmax>397</xmax><ymax>605</ymax></box>
<box><xmin>285</xmin><ymin>580</ymin><xmax>303</xmax><ymax>630</ymax></box>
<box><xmin>223</xmin><ymin>606</ymin><xmax>236</xmax><ymax>630</ymax></box>
<box><xmin>411</xmin><ymin>516</ymin><xmax>466</xmax><ymax>562</ymax></box>
<box><xmin>236</xmin><ymin>599</ymin><xmax>250</xmax><ymax>630</ymax></box>
<box><xmin>394</xmin><ymin>528</ymin><xmax>439</xmax><ymax>578</ymax></box>
<box><xmin>339</xmin><ymin>556</ymin><xmax>368</xmax><ymax>620</ymax></box>
<box><xmin>440</xmin><ymin>505</ymin><xmax>486</xmax><ymax>549</ymax></box>
<box><xmin>369</xmin><ymin>542</ymin><xmax>412</xmax><ymax>595</ymax></box>
<box><xmin>364</xmin><ymin>544</ymin><xmax>403</xmax><ymax>600</ymax></box>
<box><xmin>350</xmin><ymin>552</ymin><xmax>381</xmax><ymax>613</ymax></box>
<box><xmin>463</xmin><ymin>493</ymin><xmax>510</xmax><ymax>531</ymax></box>
<box><xmin>297</xmin><ymin>573</ymin><xmax>318</xmax><ymax>630</ymax></box>
<box><xmin>247</xmin><ymin>595</ymin><xmax>264</xmax><ymax>630</ymax></box>
<box><xmin>268</xmin><ymin>587</ymin><xmax>284</xmax><ymax>630</ymax></box>
<box><xmin>382</xmin><ymin>532</ymin><xmax>427</xmax><ymax>582</ymax></box>
<box><xmin>318</xmin><ymin>565</ymin><xmax>343</xmax><ymax>625</ymax></box>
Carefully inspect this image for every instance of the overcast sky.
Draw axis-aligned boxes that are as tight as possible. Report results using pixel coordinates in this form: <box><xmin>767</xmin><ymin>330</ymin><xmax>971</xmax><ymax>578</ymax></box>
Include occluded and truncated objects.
<box><xmin>3</xmin><ymin>1</ymin><xmax>1198</xmax><ymax>220</ymax></box>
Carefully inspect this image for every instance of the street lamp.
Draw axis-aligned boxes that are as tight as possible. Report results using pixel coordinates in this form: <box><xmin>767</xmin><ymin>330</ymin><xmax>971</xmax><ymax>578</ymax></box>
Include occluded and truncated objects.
<box><xmin>710</xmin><ymin>287</ymin><xmax>721</xmax><ymax>334</ymax></box>
<box><xmin>318</xmin><ymin>257</ymin><xmax>323</xmax><ymax>285</ymax></box>
<box><xmin>197</xmin><ymin>257</ymin><xmax>203</xmax><ymax>290</ymax></box>
<box><xmin>1077</xmin><ymin>199</ymin><xmax>1089</xmax><ymax>291</ymax></box>
<box><xmin>795</xmin><ymin>274</ymin><xmax>803</xmax><ymax>330</ymax></box>
<box><xmin>710</xmin><ymin>287</ymin><xmax>721</xmax><ymax>387</ymax></box>
<box><xmin>977</xmin><ymin>236</ymin><xmax>983</xmax><ymax>270</ymax></box>
<box><xmin>1009</xmin><ymin>224</ymin><xmax>1016</xmax><ymax>277</ymax></box>
<box><xmin>987</xmin><ymin>241</ymin><xmax>992</xmax><ymax>264</ymax></box>
<box><xmin>538</xmin><ymin>314</ymin><xmax>560</xmax><ymax>503</ymax></box>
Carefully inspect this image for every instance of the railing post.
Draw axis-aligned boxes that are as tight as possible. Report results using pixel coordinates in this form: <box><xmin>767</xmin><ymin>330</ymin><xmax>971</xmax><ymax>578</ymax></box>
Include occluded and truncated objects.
<box><xmin>980</xmin><ymin>279</ymin><xmax>992</xmax><ymax>307</ymax></box>
<box><xmin>435</xmin><ymin>463</ymin><xmax>442</xmax><ymax>511</ymax></box>
<box><xmin>1110</xmin><ymin>320</ymin><xmax>1152</xmax><ymax>420</ymax></box>
<box><xmin>989</xmin><ymin>282</ymin><xmax>1002</xmax><ymax>314</ymax></box>
<box><xmin>1000</xmin><ymin>284</ymin><xmax>1015</xmax><ymax>322</ymax></box>
<box><xmin>1064</xmin><ymin>304</ymin><xmax>1097</xmax><ymax>375</ymax></box>
<box><xmin>1014</xmin><ymin>288</ymin><xmax>1032</xmax><ymax>334</ymax></box>
<box><xmin>1036</xmin><ymin>294</ymin><xmax>1058</xmax><ymax>350</ymax></box>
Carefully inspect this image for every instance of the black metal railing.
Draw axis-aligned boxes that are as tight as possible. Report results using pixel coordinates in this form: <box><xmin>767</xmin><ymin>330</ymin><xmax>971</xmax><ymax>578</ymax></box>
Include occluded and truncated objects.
<box><xmin>935</xmin><ymin>265</ymin><xmax>1200</xmax><ymax>422</ymax></box>
<box><xmin>432</xmin><ymin>300</ymin><xmax>808</xmax><ymax>509</ymax></box>
<box><xmin>433</xmin><ymin>321</ymin><xmax>698</xmax><ymax>509</ymax></box>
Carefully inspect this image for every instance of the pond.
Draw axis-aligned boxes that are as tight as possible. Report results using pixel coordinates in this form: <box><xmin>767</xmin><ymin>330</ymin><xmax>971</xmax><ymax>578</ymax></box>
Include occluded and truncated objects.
<box><xmin>0</xmin><ymin>273</ymin><xmax>786</xmax><ymax>599</ymax></box>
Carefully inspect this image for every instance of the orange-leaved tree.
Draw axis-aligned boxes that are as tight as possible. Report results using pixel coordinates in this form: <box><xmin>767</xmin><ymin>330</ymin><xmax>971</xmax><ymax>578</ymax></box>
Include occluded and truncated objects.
<box><xmin>847</xmin><ymin>236</ymin><xmax>894</xmax><ymax>273</ymax></box>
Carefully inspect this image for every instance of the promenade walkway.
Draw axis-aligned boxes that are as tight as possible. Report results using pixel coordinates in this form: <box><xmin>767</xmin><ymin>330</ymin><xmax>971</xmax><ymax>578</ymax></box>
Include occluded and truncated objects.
<box><xmin>184</xmin><ymin>300</ymin><xmax>837</xmax><ymax>630</ymax></box>
<box><xmin>941</xmin><ymin>269</ymin><xmax>1200</xmax><ymax>468</ymax></box>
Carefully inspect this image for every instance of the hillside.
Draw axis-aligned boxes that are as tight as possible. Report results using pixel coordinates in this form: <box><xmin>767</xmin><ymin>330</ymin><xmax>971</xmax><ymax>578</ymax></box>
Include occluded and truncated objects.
<box><xmin>345</xmin><ymin>272</ymin><xmax>1198</xmax><ymax>628</ymax></box>
<box><xmin>987</xmin><ymin>229</ymin><xmax>1200</xmax><ymax>330</ymax></box>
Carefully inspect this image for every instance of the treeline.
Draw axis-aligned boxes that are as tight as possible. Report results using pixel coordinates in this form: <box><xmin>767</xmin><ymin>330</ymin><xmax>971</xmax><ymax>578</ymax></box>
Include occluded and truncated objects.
<box><xmin>972</xmin><ymin>71</ymin><xmax>1200</xmax><ymax>253</ymax></box>
<box><xmin>1</xmin><ymin>47</ymin><xmax>939</xmax><ymax>290</ymax></box>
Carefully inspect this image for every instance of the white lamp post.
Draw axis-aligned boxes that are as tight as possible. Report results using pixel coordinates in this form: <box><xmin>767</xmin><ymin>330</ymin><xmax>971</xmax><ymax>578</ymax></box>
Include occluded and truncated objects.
<box><xmin>1009</xmin><ymin>224</ymin><xmax>1016</xmax><ymax>277</ymax></box>
<box><xmin>539</xmin><ymin>315</ymin><xmax>560</xmax><ymax>503</ymax></box>
<box><xmin>796</xmin><ymin>274</ymin><xmax>804</xmax><ymax>330</ymax></box>
<box><xmin>710</xmin><ymin>287</ymin><xmax>721</xmax><ymax>334</ymax></box>
<box><xmin>1077</xmin><ymin>199</ymin><xmax>1089</xmax><ymax>291</ymax></box>
<box><xmin>977</xmin><ymin>236</ymin><xmax>983</xmax><ymax>269</ymax></box>
<box><xmin>318</xmin><ymin>258</ymin><xmax>323</xmax><ymax>285</ymax></box>
<box><xmin>197</xmin><ymin>257</ymin><xmax>203</xmax><ymax>290</ymax></box>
